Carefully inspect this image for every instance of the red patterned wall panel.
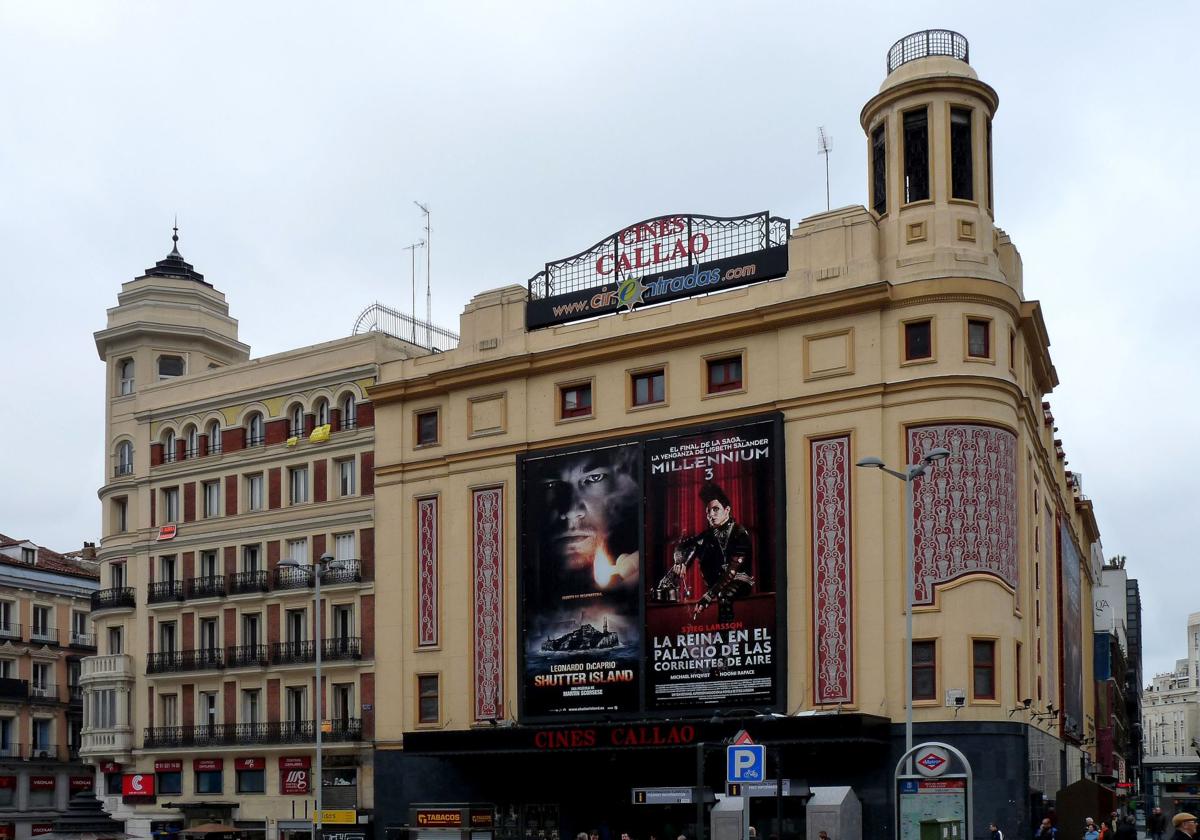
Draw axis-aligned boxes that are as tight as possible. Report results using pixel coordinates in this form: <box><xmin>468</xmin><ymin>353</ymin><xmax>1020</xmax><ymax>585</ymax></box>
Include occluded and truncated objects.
<box><xmin>417</xmin><ymin>497</ymin><xmax>439</xmax><ymax>647</ymax></box>
<box><xmin>908</xmin><ymin>424</ymin><xmax>1018</xmax><ymax>605</ymax></box>
<box><xmin>812</xmin><ymin>436</ymin><xmax>853</xmax><ymax>704</ymax></box>
<box><xmin>473</xmin><ymin>487</ymin><xmax>503</xmax><ymax>720</ymax></box>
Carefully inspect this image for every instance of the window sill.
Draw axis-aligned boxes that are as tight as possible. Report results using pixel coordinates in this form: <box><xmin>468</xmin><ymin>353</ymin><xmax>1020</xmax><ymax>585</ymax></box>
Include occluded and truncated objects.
<box><xmin>702</xmin><ymin>387</ymin><xmax>746</xmax><ymax>400</ymax></box>
<box><xmin>964</xmin><ymin>355</ymin><xmax>996</xmax><ymax>365</ymax></box>
<box><xmin>414</xmin><ymin>441</ymin><xmax>442</xmax><ymax>450</ymax></box>
<box><xmin>899</xmin><ymin>357</ymin><xmax>936</xmax><ymax>368</ymax></box>
<box><xmin>900</xmin><ymin>199</ymin><xmax>935</xmax><ymax>211</ymax></box>
<box><xmin>555</xmin><ymin>414</ymin><xmax>594</xmax><ymax>425</ymax></box>
<box><xmin>628</xmin><ymin>400</ymin><xmax>667</xmax><ymax>413</ymax></box>
<box><xmin>948</xmin><ymin>197</ymin><xmax>979</xmax><ymax>208</ymax></box>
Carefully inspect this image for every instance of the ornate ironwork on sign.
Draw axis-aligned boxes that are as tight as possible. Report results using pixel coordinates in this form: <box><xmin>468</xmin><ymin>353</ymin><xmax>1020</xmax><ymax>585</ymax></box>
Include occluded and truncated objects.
<box><xmin>526</xmin><ymin>212</ymin><xmax>790</xmax><ymax>329</ymax></box>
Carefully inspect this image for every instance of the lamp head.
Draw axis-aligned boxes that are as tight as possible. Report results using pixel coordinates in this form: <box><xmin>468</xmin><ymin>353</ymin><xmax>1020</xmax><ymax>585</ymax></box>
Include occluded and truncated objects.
<box><xmin>276</xmin><ymin>558</ymin><xmax>301</xmax><ymax>569</ymax></box>
<box><xmin>1023</xmin><ymin>698</ymin><xmax>1033</xmax><ymax>709</ymax></box>
<box><xmin>320</xmin><ymin>552</ymin><xmax>345</xmax><ymax>571</ymax></box>
<box><xmin>855</xmin><ymin>456</ymin><xmax>885</xmax><ymax>469</ymax></box>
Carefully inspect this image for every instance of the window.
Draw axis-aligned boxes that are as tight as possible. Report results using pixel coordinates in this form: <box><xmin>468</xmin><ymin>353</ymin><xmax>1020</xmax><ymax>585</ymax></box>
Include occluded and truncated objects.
<box><xmin>1016</xmin><ymin>641</ymin><xmax>1024</xmax><ymax>703</ymax></box>
<box><xmin>332</xmin><ymin>604</ymin><xmax>354</xmax><ymax>642</ymax></box>
<box><xmin>161</xmin><ymin>694</ymin><xmax>178</xmax><ymax>727</ymax></box>
<box><xmin>237</xmin><ymin>761</ymin><xmax>266</xmax><ymax>794</ymax></box>
<box><xmin>203</xmin><ymin>480</ymin><xmax>220</xmax><ymax>518</ymax></box>
<box><xmin>31</xmin><ymin>606</ymin><xmax>51</xmax><ymax>640</ymax></box>
<box><xmin>0</xmin><ymin>770</ymin><xmax>13</xmax><ymax>807</ymax></box>
<box><xmin>158</xmin><ymin>355</ymin><xmax>185</xmax><ymax>379</ymax></box>
<box><xmin>315</xmin><ymin>399</ymin><xmax>330</xmax><ymax>427</ymax></box>
<box><xmin>158</xmin><ymin>766</ymin><xmax>182</xmax><ymax>795</ymax></box>
<box><xmin>289</xmin><ymin>466</ymin><xmax>309</xmax><ymax>505</ymax></box>
<box><xmin>185</xmin><ymin>426</ymin><xmax>199</xmax><ymax>459</ymax></box>
<box><xmin>163</xmin><ymin>487</ymin><xmax>180</xmax><ymax>523</ymax></box>
<box><xmin>72</xmin><ymin>611</ymin><xmax>88</xmax><ymax>642</ymax></box>
<box><xmin>332</xmin><ymin>683</ymin><xmax>354</xmax><ymax>728</ymax></box>
<box><xmin>159</xmin><ymin>622</ymin><xmax>177</xmax><ymax>655</ymax></box>
<box><xmin>902</xmin><ymin>108</ymin><xmax>930</xmax><ymax>203</ymax></box>
<box><xmin>631</xmin><ymin>369</ymin><xmax>665</xmax><ymax>407</ymax></box>
<box><xmin>199</xmin><ymin>618</ymin><xmax>219</xmax><ymax>656</ymax></box>
<box><xmin>287</xmin><ymin>538</ymin><xmax>307</xmax><ymax>567</ymax></box>
<box><xmin>242</xmin><ymin>545</ymin><xmax>261</xmax><ymax>574</ymax></box>
<box><xmin>338</xmin><ymin>459</ymin><xmax>356</xmax><ymax>497</ymax></box>
<box><xmin>116</xmin><ymin>441</ymin><xmax>133</xmax><ymax>476</ymax></box>
<box><xmin>0</xmin><ymin>659</ymin><xmax>10</xmax><ymax>678</ymax></box>
<box><xmin>200</xmin><ymin>691</ymin><xmax>219</xmax><ymax>727</ymax></box>
<box><xmin>706</xmin><ymin>355</ymin><xmax>743</xmax><ymax>394</ymax></box>
<box><xmin>334</xmin><ymin>533</ymin><xmax>355</xmax><ymax>564</ymax></box>
<box><xmin>242</xmin><ymin>689</ymin><xmax>261</xmax><ymax>725</ymax></box>
<box><xmin>967</xmin><ymin>318</ymin><xmax>991</xmax><ymax>359</ymax></box>
<box><xmin>106</xmin><ymin>769</ymin><xmax>122</xmax><ymax>794</ymax></box>
<box><xmin>32</xmin><ymin>662</ymin><xmax>50</xmax><ymax>696</ymax></box>
<box><xmin>111</xmin><ymin>561</ymin><xmax>126</xmax><ymax>589</ymax></box>
<box><xmin>290</xmin><ymin>405</ymin><xmax>305</xmax><ymax>438</ymax></box>
<box><xmin>163</xmin><ymin>430</ymin><xmax>177</xmax><ymax>463</ymax></box>
<box><xmin>286</xmin><ymin>686</ymin><xmax>306</xmax><ymax>728</ymax></box>
<box><xmin>114</xmin><ymin>497</ymin><xmax>128</xmax><ymax>532</ymax></box>
<box><xmin>559</xmin><ymin>382</ymin><xmax>592</xmax><ymax>419</ymax></box>
<box><xmin>246</xmin><ymin>473</ymin><xmax>264</xmax><ymax>512</ymax></box>
<box><xmin>195</xmin><ymin>766</ymin><xmax>223</xmax><ymax>794</ymax></box>
<box><xmin>242</xmin><ymin>613</ymin><xmax>261</xmax><ymax>647</ymax></box>
<box><xmin>950</xmin><ymin>107</ymin><xmax>974</xmax><ymax>200</ymax></box>
<box><xmin>32</xmin><ymin>718</ymin><xmax>52</xmax><ymax>752</ymax></box>
<box><xmin>912</xmin><ymin>640</ymin><xmax>936</xmax><ymax>701</ymax></box>
<box><xmin>206</xmin><ymin>420</ymin><xmax>223</xmax><ymax>454</ymax></box>
<box><xmin>904</xmin><ymin>319</ymin><xmax>933</xmax><ymax>361</ymax></box>
<box><xmin>117</xmin><ymin>358</ymin><xmax>135</xmax><ymax>395</ymax></box>
<box><xmin>416</xmin><ymin>410</ymin><xmax>439</xmax><ymax>446</ymax></box>
<box><xmin>418</xmin><ymin>674</ymin><xmax>440</xmax><ymax>724</ymax></box>
<box><xmin>247</xmin><ymin>413</ymin><xmax>264</xmax><ymax>447</ymax></box>
<box><xmin>0</xmin><ymin>602</ymin><xmax>12</xmax><ymax>635</ymax></box>
<box><xmin>986</xmin><ymin>117</ymin><xmax>994</xmax><ymax>213</ymax></box>
<box><xmin>973</xmin><ymin>639</ymin><xmax>996</xmax><ymax>700</ymax></box>
<box><xmin>107</xmin><ymin>626</ymin><xmax>124</xmax><ymax>655</ymax></box>
<box><xmin>1008</xmin><ymin>330</ymin><xmax>1017</xmax><ymax>370</ymax></box>
<box><xmin>871</xmin><ymin>122</ymin><xmax>887</xmax><ymax>215</ymax></box>
<box><xmin>21</xmin><ymin>547</ymin><xmax>35</xmax><ymax>565</ymax></box>
<box><xmin>341</xmin><ymin>394</ymin><xmax>357</xmax><ymax>430</ymax></box>
<box><xmin>286</xmin><ymin>609</ymin><xmax>306</xmax><ymax>644</ymax></box>
<box><xmin>160</xmin><ymin>554</ymin><xmax>177</xmax><ymax>583</ymax></box>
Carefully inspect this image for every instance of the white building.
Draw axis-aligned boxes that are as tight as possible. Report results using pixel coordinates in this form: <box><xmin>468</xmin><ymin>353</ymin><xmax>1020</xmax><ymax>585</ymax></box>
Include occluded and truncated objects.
<box><xmin>1143</xmin><ymin>612</ymin><xmax>1200</xmax><ymax>758</ymax></box>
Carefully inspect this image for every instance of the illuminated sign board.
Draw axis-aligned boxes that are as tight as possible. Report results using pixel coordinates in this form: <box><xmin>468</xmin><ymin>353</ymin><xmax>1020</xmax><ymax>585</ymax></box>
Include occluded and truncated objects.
<box><xmin>526</xmin><ymin>212</ymin><xmax>790</xmax><ymax>329</ymax></box>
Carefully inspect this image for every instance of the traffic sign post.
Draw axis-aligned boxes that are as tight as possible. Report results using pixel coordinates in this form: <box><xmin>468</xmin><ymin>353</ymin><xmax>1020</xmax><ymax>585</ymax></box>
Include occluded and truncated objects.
<box><xmin>727</xmin><ymin>744</ymin><xmax>766</xmax><ymax>783</ymax></box>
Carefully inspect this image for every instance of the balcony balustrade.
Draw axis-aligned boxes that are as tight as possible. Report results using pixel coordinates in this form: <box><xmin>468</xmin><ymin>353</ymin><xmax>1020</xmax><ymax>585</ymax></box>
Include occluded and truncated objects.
<box><xmin>29</xmin><ymin>683</ymin><xmax>63</xmax><ymax>703</ymax></box>
<box><xmin>226</xmin><ymin>644</ymin><xmax>269</xmax><ymax>668</ymax></box>
<box><xmin>144</xmin><ymin>718</ymin><xmax>362</xmax><ymax>748</ymax></box>
<box><xmin>91</xmin><ymin>588</ymin><xmax>136</xmax><ymax>612</ymax></box>
<box><xmin>229</xmin><ymin>570</ymin><xmax>269</xmax><ymax>595</ymax></box>
<box><xmin>30</xmin><ymin>627</ymin><xmax>59</xmax><ymax>645</ymax></box>
<box><xmin>148</xmin><ymin>581</ymin><xmax>184</xmax><ymax>604</ymax></box>
<box><xmin>187</xmin><ymin>575</ymin><xmax>226</xmax><ymax>599</ymax></box>
<box><xmin>270</xmin><ymin>637</ymin><xmax>361</xmax><ymax>665</ymax></box>
<box><xmin>81</xmin><ymin>654</ymin><xmax>135</xmax><ymax>683</ymax></box>
<box><xmin>0</xmin><ymin>677</ymin><xmax>28</xmax><ymax>700</ymax></box>
<box><xmin>70</xmin><ymin>632</ymin><xmax>96</xmax><ymax>649</ymax></box>
<box><xmin>0</xmin><ymin>622</ymin><xmax>20</xmax><ymax>640</ymax></box>
<box><xmin>147</xmin><ymin>648</ymin><xmax>225</xmax><ymax>674</ymax></box>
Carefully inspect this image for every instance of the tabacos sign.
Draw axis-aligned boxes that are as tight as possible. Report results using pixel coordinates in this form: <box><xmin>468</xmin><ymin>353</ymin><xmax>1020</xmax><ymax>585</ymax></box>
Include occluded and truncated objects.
<box><xmin>526</xmin><ymin>211</ymin><xmax>790</xmax><ymax>330</ymax></box>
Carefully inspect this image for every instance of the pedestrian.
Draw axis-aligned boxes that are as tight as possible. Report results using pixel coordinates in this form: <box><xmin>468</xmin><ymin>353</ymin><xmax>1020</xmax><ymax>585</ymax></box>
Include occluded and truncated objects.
<box><xmin>818</xmin><ymin>832</ymin><xmax>831</xmax><ymax>840</ymax></box>
<box><xmin>1171</xmin><ymin>813</ymin><xmax>1198</xmax><ymax>840</ymax></box>
<box><xmin>1150</xmin><ymin>809</ymin><xmax>1169</xmax><ymax>840</ymax></box>
<box><xmin>1084</xmin><ymin>817</ymin><xmax>1100</xmax><ymax>840</ymax></box>
<box><xmin>1034</xmin><ymin>817</ymin><xmax>1058</xmax><ymax>839</ymax></box>
<box><xmin>1113</xmin><ymin>815</ymin><xmax>1137</xmax><ymax>840</ymax></box>
<box><xmin>988</xmin><ymin>823</ymin><xmax>1003</xmax><ymax>840</ymax></box>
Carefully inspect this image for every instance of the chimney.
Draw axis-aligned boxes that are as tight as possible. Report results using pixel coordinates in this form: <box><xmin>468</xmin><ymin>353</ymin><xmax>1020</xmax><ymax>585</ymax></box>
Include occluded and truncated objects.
<box><xmin>81</xmin><ymin>542</ymin><xmax>97</xmax><ymax>561</ymax></box>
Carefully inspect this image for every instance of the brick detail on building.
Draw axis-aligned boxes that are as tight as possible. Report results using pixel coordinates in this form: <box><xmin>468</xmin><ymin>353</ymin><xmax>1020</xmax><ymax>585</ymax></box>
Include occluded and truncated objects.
<box><xmin>224</xmin><ymin>608</ymin><xmax>236</xmax><ymax>649</ymax></box>
<box><xmin>183</xmin><ymin>482</ymin><xmax>196</xmax><ymax>523</ymax></box>
<box><xmin>357</xmin><ymin>402</ymin><xmax>375</xmax><ymax>428</ymax></box>
<box><xmin>361</xmin><ymin>672</ymin><xmax>375</xmax><ymax>740</ymax></box>
<box><xmin>314</xmin><ymin>459</ymin><xmax>328</xmax><ymax>504</ymax></box>
<box><xmin>313</xmin><ymin>534</ymin><xmax>326</xmax><ymax>565</ymax></box>
<box><xmin>304</xmin><ymin>413</ymin><xmax>316</xmax><ymax>436</ymax></box>
<box><xmin>361</xmin><ymin>594</ymin><xmax>375</xmax><ymax>658</ymax></box>
<box><xmin>199</xmin><ymin>433</ymin><xmax>209</xmax><ymax>458</ymax></box>
<box><xmin>267</xmin><ymin>678</ymin><xmax>280</xmax><ymax>723</ymax></box>
<box><xmin>147</xmin><ymin>615</ymin><xmax>155</xmax><ymax>655</ymax></box>
<box><xmin>150</xmin><ymin>442</ymin><xmax>164</xmax><ymax>467</ymax></box>
<box><xmin>224</xmin><ymin>546</ymin><xmax>236</xmax><ymax>578</ymax></box>
<box><xmin>175</xmin><ymin>438</ymin><xmax>187</xmax><ymax>463</ymax></box>
<box><xmin>147</xmin><ymin>685</ymin><xmax>154</xmax><ymax>729</ymax></box>
<box><xmin>150</xmin><ymin>488</ymin><xmax>157</xmax><ymax>527</ymax></box>
<box><xmin>267</xmin><ymin>540</ymin><xmax>280</xmax><ymax>572</ymax></box>
<box><xmin>330</xmin><ymin>408</ymin><xmax>342</xmax><ymax>431</ymax></box>
<box><xmin>265</xmin><ymin>418</ymin><xmax>289</xmax><ymax>446</ymax></box>
<box><xmin>182</xmin><ymin>684</ymin><xmax>195</xmax><ymax>727</ymax></box>
<box><xmin>223</xmin><ymin>680</ymin><xmax>236</xmax><ymax>725</ymax></box>
<box><xmin>222</xmin><ymin>426</ymin><xmax>245</xmax><ymax>453</ymax></box>
<box><xmin>268</xmin><ymin>468</ymin><xmax>282</xmax><ymax>510</ymax></box>
<box><xmin>360</xmin><ymin>527</ymin><xmax>375</xmax><ymax>581</ymax></box>
<box><xmin>267</xmin><ymin>603</ymin><xmax>280</xmax><ymax>647</ymax></box>
<box><xmin>148</xmin><ymin>552</ymin><xmax>155</xmax><ymax>584</ymax></box>
<box><xmin>224</xmin><ymin>474</ymin><xmax>238</xmax><ymax>516</ymax></box>
<box><xmin>182</xmin><ymin>612</ymin><xmax>195</xmax><ymax>650</ymax></box>
<box><xmin>361</xmin><ymin>452</ymin><xmax>374</xmax><ymax>496</ymax></box>
<box><xmin>182</xmin><ymin>551</ymin><xmax>195</xmax><ymax>581</ymax></box>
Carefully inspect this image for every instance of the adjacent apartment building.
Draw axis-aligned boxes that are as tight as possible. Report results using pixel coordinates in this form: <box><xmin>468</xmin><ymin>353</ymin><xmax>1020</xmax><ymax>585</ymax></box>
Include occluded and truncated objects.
<box><xmin>0</xmin><ymin>534</ymin><xmax>98</xmax><ymax>840</ymax></box>
<box><xmin>1143</xmin><ymin>612</ymin><xmax>1200</xmax><ymax>814</ymax></box>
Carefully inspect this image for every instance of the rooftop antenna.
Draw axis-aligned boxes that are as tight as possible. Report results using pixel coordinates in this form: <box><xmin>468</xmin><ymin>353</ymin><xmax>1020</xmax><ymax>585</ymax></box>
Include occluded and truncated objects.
<box><xmin>414</xmin><ymin>201</ymin><xmax>431</xmax><ymax>325</ymax></box>
<box><xmin>402</xmin><ymin>240</ymin><xmax>426</xmax><ymax>343</ymax></box>
<box><xmin>817</xmin><ymin>127</ymin><xmax>832</xmax><ymax>211</ymax></box>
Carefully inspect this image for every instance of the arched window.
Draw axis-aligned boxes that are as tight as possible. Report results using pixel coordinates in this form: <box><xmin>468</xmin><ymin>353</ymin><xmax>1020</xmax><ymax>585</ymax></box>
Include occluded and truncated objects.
<box><xmin>247</xmin><ymin>413</ymin><xmax>264</xmax><ymax>447</ymax></box>
<box><xmin>158</xmin><ymin>355</ymin><xmax>185</xmax><ymax>380</ymax></box>
<box><xmin>163</xmin><ymin>430</ymin><xmax>177</xmax><ymax>463</ymax></box>
<box><xmin>290</xmin><ymin>404</ymin><xmax>305</xmax><ymax>437</ymax></box>
<box><xmin>206</xmin><ymin>420</ymin><xmax>223</xmax><ymax>455</ymax></box>
<box><xmin>341</xmin><ymin>394</ymin><xmax>357</xmax><ymax>430</ymax></box>
<box><xmin>185</xmin><ymin>426</ymin><xmax>199</xmax><ymax>459</ymax></box>
<box><xmin>315</xmin><ymin>399</ymin><xmax>329</xmax><ymax>427</ymax></box>
<box><xmin>118</xmin><ymin>358</ymin><xmax>135</xmax><ymax>396</ymax></box>
<box><xmin>116</xmin><ymin>441</ymin><xmax>133</xmax><ymax>476</ymax></box>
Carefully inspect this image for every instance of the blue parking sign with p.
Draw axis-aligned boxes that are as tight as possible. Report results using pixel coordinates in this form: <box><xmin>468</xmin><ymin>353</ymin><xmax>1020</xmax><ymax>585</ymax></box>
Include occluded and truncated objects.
<box><xmin>727</xmin><ymin>745</ymin><xmax>765</xmax><ymax>782</ymax></box>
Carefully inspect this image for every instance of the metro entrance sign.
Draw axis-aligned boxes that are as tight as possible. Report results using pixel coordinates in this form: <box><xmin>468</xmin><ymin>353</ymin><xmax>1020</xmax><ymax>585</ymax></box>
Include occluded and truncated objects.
<box><xmin>894</xmin><ymin>742</ymin><xmax>972</xmax><ymax>840</ymax></box>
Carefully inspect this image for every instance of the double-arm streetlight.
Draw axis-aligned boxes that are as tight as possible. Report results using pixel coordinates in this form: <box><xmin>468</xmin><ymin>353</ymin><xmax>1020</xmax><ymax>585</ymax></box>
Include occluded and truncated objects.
<box><xmin>277</xmin><ymin>552</ymin><xmax>345</xmax><ymax>840</ymax></box>
<box><xmin>855</xmin><ymin>446</ymin><xmax>950</xmax><ymax>764</ymax></box>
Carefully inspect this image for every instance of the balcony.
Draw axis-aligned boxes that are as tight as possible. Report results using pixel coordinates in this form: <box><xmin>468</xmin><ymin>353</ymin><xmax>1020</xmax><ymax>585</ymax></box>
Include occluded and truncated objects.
<box><xmin>148</xmin><ymin>581</ymin><xmax>184</xmax><ymax>604</ymax></box>
<box><xmin>147</xmin><ymin>648</ymin><xmax>225</xmax><ymax>674</ymax></box>
<box><xmin>321</xmin><ymin>560</ymin><xmax>362</xmax><ymax>586</ymax></box>
<box><xmin>70</xmin><ymin>632</ymin><xmax>96</xmax><ymax>650</ymax></box>
<box><xmin>0</xmin><ymin>743</ymin><xmax>19</xmax><ymax>759</ymax></box>
<box><xmin>273</xmin><ymin>566</ymin><xmax>313</xmax><ymax>591</ymax></box>
<box><xmin>81</xmin><ymin>654</ymin><xmax>135</xmax><ymax>683</ymax></box>
<box><xmin>186</xmin><ymin>575</ymin><xmax>226</xmax><ymax>599</ymax></box>
<box><xmin>113</xmin><ymin>463</ymin><xmax>133</xmax><ymax>478</ymax></box>
<box><xmin>144</xmin><ymin>718</ymin><xmax>362</xmax><ymax>748</ymax></box>
<box><xmin>30</xmin><ymin>627</ymin><xmax>59</xmax><ymax>645</ymax></box>
<box><xmin>80</xmin><ymin>726</ymin><xmax>134</xmax><ymax>758</ymax></box>
<box><xmin>27</xmin><ymin>743</ymin><xmax>62</xmax><ymax>761</ymax></box>
<box><xmin>0</xmin><ymin>677</ymin><xmax>28</xmax><ymax>700</ymax></box>
<box><xmin>226</xmin><ymin>644</ymin><xmax>269</xmax><ymax>668</ymax></box>
<box><xmin>29</xmin><ymin>683</ymin><xmax>63</xmax><ymax>704</ymax></box>
<box><xmin>270</xmin><ymin>637</ymin><xmax>361</xmax><ymax>665</ymax></box>
<box><xmin>229</xmin><ymin>570</ymin><xmax>269</xmax><ymax>595</ymax></box>
<box><xmin>70</xmin><ymin>684</ymin><xmax>83</xmax><ymax>705</ymax></box>
<box><xmin>91</xmin><ymin>587</ymin><xmax>135</xmax><ymax>612</ymax></box>
<box><xmin>0</xmin><ymin>622</ymin><xmax>20</xmax><ymax>640</ymax></box>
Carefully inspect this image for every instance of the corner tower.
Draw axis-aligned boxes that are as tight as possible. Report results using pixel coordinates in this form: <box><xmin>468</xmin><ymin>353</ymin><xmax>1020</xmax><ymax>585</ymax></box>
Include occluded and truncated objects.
<box><xmin>860</xmin><ymin>31</ymin><xmax>1013</xmax><ymax>291</ymax></box>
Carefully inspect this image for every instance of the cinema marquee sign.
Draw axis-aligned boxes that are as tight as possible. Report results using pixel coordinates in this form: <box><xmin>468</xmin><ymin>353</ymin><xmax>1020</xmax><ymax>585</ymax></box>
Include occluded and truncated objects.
<box><xmin>526</xmin><ymin>212</ymin><xmax>790</xmax><ymax>329</ymax></box>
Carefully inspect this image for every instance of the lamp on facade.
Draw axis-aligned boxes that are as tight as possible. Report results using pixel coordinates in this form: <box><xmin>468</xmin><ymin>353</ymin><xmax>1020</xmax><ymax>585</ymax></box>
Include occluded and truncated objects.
<box><xmin>855</xmin><ymin>446</ymin><xmax>950</xmax><ymax>764</ymax></box>
<box><xmin>276</xmin><ymin>552</ymin><xmax>344</xmax><ymax>840</ymax></box>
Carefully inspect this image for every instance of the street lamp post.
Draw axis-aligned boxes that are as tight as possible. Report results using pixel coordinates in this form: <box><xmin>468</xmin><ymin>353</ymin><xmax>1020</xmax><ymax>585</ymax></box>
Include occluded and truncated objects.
<box><xmin>277</xmin><ymin>552</ymin><xmax>344</xmax><ymax>840</ymax></box>
<box><xmin>856</xmin><ymin>446</ymin><xmax>950</xmax><ymax>765</ymax></box>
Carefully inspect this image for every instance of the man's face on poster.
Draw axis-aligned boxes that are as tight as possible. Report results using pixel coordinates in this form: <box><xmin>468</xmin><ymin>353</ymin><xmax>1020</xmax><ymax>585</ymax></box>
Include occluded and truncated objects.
<box><xmin>541</xmin><ymin>452</ymin><xmax>637</xmax><ymax>572</ymax></box>
<box><xmin>705</xmin><ymin>498</ymin><xmax>731</xmax><ymax>528</ymax></box>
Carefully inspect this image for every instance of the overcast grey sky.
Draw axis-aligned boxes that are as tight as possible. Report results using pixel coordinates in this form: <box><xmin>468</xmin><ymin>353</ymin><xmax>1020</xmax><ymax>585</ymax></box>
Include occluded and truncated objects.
<box><xmin>2</xmin><ymin>2</ymin><xmax>1196</xmax><ymax>680</ymax></box>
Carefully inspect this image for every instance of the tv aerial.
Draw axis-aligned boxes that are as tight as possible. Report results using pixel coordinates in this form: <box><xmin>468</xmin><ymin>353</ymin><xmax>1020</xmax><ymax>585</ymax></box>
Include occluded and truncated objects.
<box><xmin>817</xmin><ymin>127</ymin><xmax>832</xmax><ymax>211</ymax></box>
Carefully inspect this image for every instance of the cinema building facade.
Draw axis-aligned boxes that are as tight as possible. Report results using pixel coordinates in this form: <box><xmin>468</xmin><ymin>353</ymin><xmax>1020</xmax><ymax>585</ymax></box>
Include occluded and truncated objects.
<box><xmin>367</xmin><ymin>32</ymin><xmax>1111</xmax><ymax>840</ymax></box>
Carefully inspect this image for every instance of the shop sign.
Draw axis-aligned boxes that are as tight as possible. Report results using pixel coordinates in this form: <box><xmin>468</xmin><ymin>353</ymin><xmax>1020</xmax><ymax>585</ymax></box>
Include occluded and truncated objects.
<box><xmin>30</xmin><ymin>776</ymin><xmax>56</xmax><ymax>790</ymax></box>
<box><xmin>414</xmin><ymin>810</ymin><xmax>464</xmax><ymax>828</ymax></box>
<box><xmin>70</xmin><ymin>775</ymin><xmax>94</xmax><ymax>791</ymax></box>
<box><xmin>315</xmin><ymin>811</ymin><xmax>357</xmax><ymax>825</ymax></box>
<box><xmin>100</xmin><ymin>761</ymin><xmax>122</xmax><ymax>774</ymax></box>
<box><xmin>0</xmin><ymin>777</ymin><xmax>13</xmax><ymax>790</ymax></box>
<box><xmin>235</xmin><ymin>757</ymin><xmax>265</xmax><ymax>770</ymax></box>
<box><xmin>122</xmin><ymin>773</ymin><xmax>155</xmax><ymax>801</ymax></box>
<box><xmin>280</xmin><ymin>757</ymin><xmax>310</xmax><ymax>795</ymax></box>
<box><xmin>193</xmin><ymin>758</ymin><xmax>223</xmax><ymax>772</ymax></box>
<box><xmin>526</xmin><ymin>212</ymin><xmax>790</xmax><ymax>329</ymax></box>
<box><xmin>532</xmin><ymin>723</ymin><xmax>697</xmax><ymax>750</ymax></box>
<box><xmin>154</xmin><ymin>760</ymin><xmax>183</xmax><ymax>772</ymax></box>
<box><xmin>470</xmin><ymin>810</ymin><xmax>495</xmax><ymax>829</ymax></box>
<box><xmin>519</xmin><ymin>415</ymin><xmax>785</xmax><ymax>718</ymax></box>
<box><xmin>157</xmin><ymin>524</ymin><xmax>178</xmax><ymax>541</ymax></box>
<box><xmin>0</xmin><ymin>825</ymin><xmax>13</xmax><ymax>840</ymax></box>
<box><xmin>31</xmin><ymin>826</ymin><xmax>54</xmax><ymax>837</ymax></box>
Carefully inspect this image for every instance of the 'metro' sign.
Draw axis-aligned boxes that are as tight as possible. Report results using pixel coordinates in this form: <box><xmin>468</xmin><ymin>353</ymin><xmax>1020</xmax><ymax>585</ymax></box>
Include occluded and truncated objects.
<box><xmin>526</xmin><ymin>212</ymin><xmax>790</xmax><ymax>329</ymax></box>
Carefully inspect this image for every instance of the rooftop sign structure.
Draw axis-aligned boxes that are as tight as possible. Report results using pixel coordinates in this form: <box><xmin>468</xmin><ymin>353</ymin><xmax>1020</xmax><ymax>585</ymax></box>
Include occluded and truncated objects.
<box><xmin>526</xmin><ymin>212</ymin><xmax>790</xmax><ymax>329</ymax></box>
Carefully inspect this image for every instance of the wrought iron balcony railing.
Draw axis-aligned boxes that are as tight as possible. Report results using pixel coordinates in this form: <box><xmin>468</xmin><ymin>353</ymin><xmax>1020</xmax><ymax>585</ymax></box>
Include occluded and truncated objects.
<box><xmin>269</xmin><ymin>637</ymin><xmax>361</xmax><ymax>665</ymax></box>
<box><xmin>321</xmin><ymin>560</ymin><xmax>362</xmax><ymax>585</ymax></box>
<box><xmin>28</xmin><ymin>743</ymin><xmax>62</xmax><ymax>761</ymax></box>
<box><xmin>29</xmin><ymin>683</ymin><xmax>62</xmax><ymax>703</ymax></box>
<box><xmin>0</xmin><ymin>678</ymin><xmax>28</xmax><ymax>700</ymax></box>
<box><xmin>0</xmin><ymin>622</ymin><xmax>20</xmax><ymax>640</ymax></box>
<box><xmin>143</xmin><ymin>718</ymin><xmax>362</xmax><ymax>748</ymax></box>
<box><xmin>273</xmin><ymin>566</ymin><xmax>313</xmax><ymax>591</ymax></box>
<box><xmin>113</xmin><ymin>463</ymin><xmax>134</xmax><ymax>477</ymax></box>
<box><xmin>146</xmin><ymin>648</ymin><xmax>225</xmax><ymax>674</ymax></box>
<box><xmin>186</xmin><ymin>575</ymin><xmax>226</xmax><ymax>599</ymax></box>
<box><xmin>148</xmin><ymin>580</ymin><xmax>184</xmax><ymax>604</ymax></box>
<box><xmin>229</xmin><ymin>570</ymin><xmax>269</xmax><ymax>595</ymax></box>
<box><xmin>30</xmin><ymin>627</ymin><xmax>59</xmax><ymax>645</ymax></box>
<box><xmin>226</xmin><ymin>644</ymin><xmax>269</xmax><ymax>668</ymax></box>
<box><xmin>70</xmin><ymin>632</ymin><xmax>96</xmax><ymax>649</ymax></box>
<box><xmin>91</xmin><ymin>587</ymin><xmax>136</xmax><ymax>611</ymax></box>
